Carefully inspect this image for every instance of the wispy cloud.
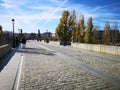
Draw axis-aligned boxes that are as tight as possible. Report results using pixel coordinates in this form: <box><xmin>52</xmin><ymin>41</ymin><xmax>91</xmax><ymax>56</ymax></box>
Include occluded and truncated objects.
<box><xmin>90</xmin><ymin>1</ymin><xmax>120</xmax><ymax>12</ymax></box>
<box><xmin>43</xmin><ymin>0</ymin><xmax>68</xmax><ymax>26</ymax></box>
<box><xmin>28</xmin><ymin>6</ymin><xmax>55</xmax><ymax>11</ymax></box>
<box><xmin>46</xmin><ymin>0</ymin><xmax>61</xmax><ymax>4</ymax></box>
<box><xmin>1</xmin><ymin>0</ymin><xmax>25</xmax><ymax>8</ymax></box>
<box><xmin>0</xmin><ymin>0</ymin><xmax>120</xmax><ymax>33</ymax></box>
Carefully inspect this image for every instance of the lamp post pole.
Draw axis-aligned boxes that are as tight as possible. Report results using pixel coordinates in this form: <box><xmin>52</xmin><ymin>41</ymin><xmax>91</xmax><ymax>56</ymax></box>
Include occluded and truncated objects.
<box><xmin>12</xmin><ymin>19</ymin><xmax>15</xmax><ymax>48</ymax></box>
<box><xmin>47</xmin><ymin>30</ymin><xmax>48</xmax><ymax>39</ymax></box>
<box><xmin>18</xmin><ymin>29</ymin><xmax>22</xmax><ymax>41</ymax></box>
<box><xmin>38</xmin><ymin>29</ymin><xmax>41</xmax><ymax>41</ymax></box>
<box><xmin>46</xmin><ymin>30</ymin><xmax>49</xmax><ymax>43</ymax></box>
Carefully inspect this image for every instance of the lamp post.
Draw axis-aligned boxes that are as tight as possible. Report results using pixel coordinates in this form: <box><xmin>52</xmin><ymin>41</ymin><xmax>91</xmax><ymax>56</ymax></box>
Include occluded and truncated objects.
<box><xmin>46</xmin><ymin>30</ymin><xmax>49</xmax><ymax>43</ymax></box>
<box><xmin>12</xmin><ymin>19</ymin><xmax>15</xmax><ymax>48</ymax></box>
<box><xmin>38</xmin><ymin>29</ymin><xmax>41</xmax><ymax>41</ymax></box>
<box><xmin>18</xmin><ymin>29</ymin><xmax>23</xmax><ymax>42</ymax></box>
<box><xmin>46</xmin><ymin>30</ymin><xmax>48</xmax><ymax>39</ymax></box>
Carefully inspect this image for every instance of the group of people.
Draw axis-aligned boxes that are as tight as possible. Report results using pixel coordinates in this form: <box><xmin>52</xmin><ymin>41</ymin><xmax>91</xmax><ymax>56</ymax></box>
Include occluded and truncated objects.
<box><xmin>15</xmin><ymin>37</ymin><xmax>26</xmax><ymax>48</ymax></box>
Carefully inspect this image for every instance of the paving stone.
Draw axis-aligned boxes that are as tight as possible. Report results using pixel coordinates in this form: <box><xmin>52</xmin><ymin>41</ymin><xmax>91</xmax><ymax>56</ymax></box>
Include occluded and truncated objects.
<box><xmin>19</xmin><ymin>41</ymin><xmax>120</xmax><ymax>90</ymax></box>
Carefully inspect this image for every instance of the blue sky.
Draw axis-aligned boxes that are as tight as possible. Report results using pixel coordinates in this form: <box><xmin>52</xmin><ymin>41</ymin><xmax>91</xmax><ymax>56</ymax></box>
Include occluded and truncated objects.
<box><xmin>0</xmin><ymin>0</ymin><xmax>120</xmax><ymax>33</ymax></box>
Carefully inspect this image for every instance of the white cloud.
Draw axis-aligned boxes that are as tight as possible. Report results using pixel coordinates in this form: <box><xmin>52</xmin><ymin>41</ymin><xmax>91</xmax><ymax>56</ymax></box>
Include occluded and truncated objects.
<box><xmin>0</xmin><ymin>10</ymin><xmax>60</xmax><ymax>33</ymax></box>
<box><xmin>0</xmin><ymin>0</ymin><xmax>62</xmax><ymax>31</ymax></box>
<box><xmin>28</xmin><ymin>6</ymin><xmax>55</xmax><ymax>11</ymax></box>
<box><xmin>1</xmin><ymin>0</ymin><xmax>27</xmax><ymax>8</ymax></box>
<box><xmin>0</xmin><ymin>0</ymin><xmax>120</xmax><ymax>33</ymax></box>
<box><xmin>46</xmin><ymin>0</ymin><xmax>61</xmax><ymax>4</ymax></box>
<box><xmin>1</xmin><ymin>3</ymin><xmax>16</xmax><ymax>8</ymax></box>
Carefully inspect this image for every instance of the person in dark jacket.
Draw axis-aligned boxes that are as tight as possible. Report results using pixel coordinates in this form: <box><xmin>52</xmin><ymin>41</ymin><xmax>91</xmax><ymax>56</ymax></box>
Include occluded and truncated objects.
<box><xmin>15</xmin><ymin>37</ymin><xmax>19</xmax><ymax>47</ymax></box>
<box><xmin>22</xmin><ymin>38</ymin><xmax>26</xmax><ymax>44</ymax></box>
<box><xmin>21</xmin><ymin>38</ymin><xmax>26</xmax><ymax>48</ymax></box>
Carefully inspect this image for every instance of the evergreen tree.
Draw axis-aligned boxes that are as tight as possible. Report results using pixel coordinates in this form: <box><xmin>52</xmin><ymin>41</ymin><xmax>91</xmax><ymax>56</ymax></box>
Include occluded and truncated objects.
<box><xmin>103</xmin><ymin>21</ymin><xmax>110</xmax><ymax>45</ymax></box>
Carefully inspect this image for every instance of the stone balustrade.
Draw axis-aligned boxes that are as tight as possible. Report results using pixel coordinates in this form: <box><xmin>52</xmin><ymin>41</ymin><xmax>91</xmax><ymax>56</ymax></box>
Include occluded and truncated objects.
<box><xmin>49</xmin><ymin>41</ymin><xmax>120</xmax><ymax>56</ymax></box>
<box><xmin>72</xmin><ymin>43</ymin><xmax>120</xmax><ymax>56</ymax></box>
<box><xmin>0</xmin><ymin>44</ymin><xmax>11</xmax><ymax>59</ymax></box>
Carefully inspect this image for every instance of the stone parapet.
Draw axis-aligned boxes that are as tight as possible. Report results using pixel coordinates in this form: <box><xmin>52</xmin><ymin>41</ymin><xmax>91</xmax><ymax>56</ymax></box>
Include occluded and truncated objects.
<box><xmin>72</xmin><ymin>43</ymin><xmax>120</xmax><ymax>56</ymax></box>
<box><xmin>0</xmin><ymin>44</ymin><xmax>11</xmax><ymax>59</ymax></box>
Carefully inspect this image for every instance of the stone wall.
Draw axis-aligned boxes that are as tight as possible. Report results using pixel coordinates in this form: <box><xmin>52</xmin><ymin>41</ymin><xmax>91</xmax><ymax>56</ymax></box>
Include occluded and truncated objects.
<box><xmin>72</xmin><ymin>43</ymin><xmax>120</xmax><ymax>56</ymax></box>
<box><xmin>0</xmin><ymin>44</ymin><xmax>11</xmax><ymax>59</ymax></box>
<box><xmin>49</xmin><ymin>41</ymin><xmax>59</xmax><ymax>45</ymax></box>
<box><xmin>49</xmin><ymin>41</ymin><xmax>120</xmax><ymax>56</ymax></box>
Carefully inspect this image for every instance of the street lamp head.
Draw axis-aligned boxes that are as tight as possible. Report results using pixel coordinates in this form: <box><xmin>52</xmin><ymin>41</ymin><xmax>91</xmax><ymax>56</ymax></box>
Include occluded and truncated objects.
<box><xmin>11</xmin><ymin>19</ymin><xmax>15</xmax><ymax>24</ymax></box>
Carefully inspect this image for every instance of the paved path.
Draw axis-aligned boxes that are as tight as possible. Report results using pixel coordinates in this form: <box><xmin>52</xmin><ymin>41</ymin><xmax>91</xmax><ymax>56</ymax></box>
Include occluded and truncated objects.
<box><xmin>19</xmin><ymin>40</ymin><xmax>120</xmax><ymax>90</ymax></box>
<box><xmin>39</xmin><ymin>41</ymin><xmax>120</xmax><ymax>80</ymax></box>
<box><xmin>0</xmin><ymin>47</ymin><xmax>23</xmax><ymax>90</ymax></box>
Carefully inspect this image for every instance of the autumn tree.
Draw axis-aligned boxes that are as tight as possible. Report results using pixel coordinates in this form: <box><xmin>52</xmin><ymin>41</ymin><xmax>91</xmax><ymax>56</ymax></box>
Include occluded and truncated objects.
<box><xmin>75</xmin><ymin>21</ymin><xmax>81</xmax><ymax>42</ymax></box>
<box><xmin>56</xmin><ymin>23</ymin><xmax>62</xmax><ymax>40</ymax></box>
<box><xmin>79</xmin><ymin>15</ymin><xmax>84</xmax><ymax>42</ymax></box>
<box><xmin>56</xmin><ymin>10</ymin><xmax>76</xmax><ymax>45</ymax></box>
<box><xmin>111</xmin><ymin>21</ymin><xmax>119</xmax><ymax>45</ymax></box>
<box><xmin>103</xmin><ymin>21</ymin><xmax>110</xmax><ymax>45</ymax></box>
<box><xmin>71</xmin><ymin>10</ymin><xmax>77</xmax><ymax>42</ymax></box>
<box><xmin>74</xmin><ymin>15</ymin><xmax>85</xmax><ymax>43</ymax></box>
<box><xmin>84</xmin><ymin>17</ymin><xmax>93</xmax><ymax>43</ymax></box>
<box><xmin>92</xmin><ymin>25</ymin><xmax>99</xmax><ymax>44</ymax></box>
<box><xmin>67</xmin><ymin>10</ymin><xmax>77</xmax><ymax>42</ymax></box>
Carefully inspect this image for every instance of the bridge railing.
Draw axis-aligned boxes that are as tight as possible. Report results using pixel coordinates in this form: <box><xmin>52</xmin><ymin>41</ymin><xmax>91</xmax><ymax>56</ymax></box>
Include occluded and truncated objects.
<box><xmin>0</xmin><ymin>44</ymin><xmax>11</xmax><ymax>59</ymax></box>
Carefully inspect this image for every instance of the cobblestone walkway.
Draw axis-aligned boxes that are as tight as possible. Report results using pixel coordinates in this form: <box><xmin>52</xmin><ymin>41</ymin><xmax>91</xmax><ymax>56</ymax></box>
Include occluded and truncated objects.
<box><xmin>19</xmin><ymin>41</ymin><xmax>120</xmax><ymax>90</ymax></box>
<box><xmin>39</xmin><ymin>42</ymin><xmax>120</xmax><ymax>80</ymax></box>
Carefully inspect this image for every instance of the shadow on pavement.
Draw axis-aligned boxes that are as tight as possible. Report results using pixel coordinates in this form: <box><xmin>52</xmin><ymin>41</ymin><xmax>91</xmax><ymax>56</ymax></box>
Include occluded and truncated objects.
<box><xmin>19</xmin><ymin>47</ymin><xmax>55</xmax><ymax>56</ymax></box>
<box><xmin>0</xmin><ymin>49</ymin><xmax>16</xmax><ymax>72</ymax></box>
<box><xmin>24</xmin><ymin>47</ymin><xmax>46</xmax><ymax>51</ymax></box>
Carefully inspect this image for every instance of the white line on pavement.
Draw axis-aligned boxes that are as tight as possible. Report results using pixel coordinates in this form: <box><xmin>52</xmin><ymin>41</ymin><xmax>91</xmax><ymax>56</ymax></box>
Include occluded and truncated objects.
<box><xmin>16</xmin><ymin>51</ymin><xmax>24</xmax><ymax>90</ymax></box>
